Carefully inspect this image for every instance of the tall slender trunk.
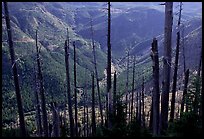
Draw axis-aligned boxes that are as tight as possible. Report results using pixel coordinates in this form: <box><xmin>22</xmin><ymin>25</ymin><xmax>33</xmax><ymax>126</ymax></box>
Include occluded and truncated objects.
<box><xmin>138</xmin><ymin>89</ymin><xmax>141</xmax><ymax>125</ymax></box>
<box><xmin>86</xmin><ymin>86</ymin><xmax>89</xmax><ymax>137</ymax></box>
<box><xmin>130</xmin><ymin>56</ymin><xmax>136</xmax><ymax>122</ymax></box>
<box><xmin>51</xmin><ymin>102</ymin><xmax>60</xmax><ymax>137</ymax></box>
<box><xmin>149</xmin><ymin>100</ymin><xmax>153</xmax><ymax>130</ymax></box>
<box><xmin>73</xmin><ymin>41</ymin><xmax>78</xmax><ymax>136</ymax></box>
<box><xmin>197</xmin><ymin>48</ymin><xmax>202</xmax><ymax>116</ymax></box>
<box><xmin>33</xmin><ymin>63</ymin><xmax>43</xmax><ymax>136</ymax></box>
<box><xmin>141</xmin><ymin>76</ymin><xmax>145</xmax><ymax>127</ymax></box>
<box><xmin>125</xmin><ymin>51</ymin><xmax>130</xmax><ymax>121</ymax></box>
<box><xmin>170</xmin><ymin>2</ymin><xmax>182</xmax><ymax>122</ymax></box>
<box><xmin>90</xmin><ymin>20</ymin><xmax>104</xmax><ymax>125</ymax></box>
<box><xmin>4</xmin><ymin>2</ymin><xmax>27</xmax><ymax>137</ymax></box>
<box><xmin>35</xmin><ymin>30</ymin><xmax>48</xmax><ymax>137</ymax></box>
<box><xmin>64</xmin><ymin>28</ymin><xmax>74</xmax><ymax>137</ymax></box>
<box><xmin>136</xmin><ymin>91</ymin><xmax>139</xmax><ymax>120</ymax></box>
<box><xmin>180</xmin><ymin>69</ymin><xmax>189</xmax><ymax>114</ymax></box>
<box><xmin>113</xmin><ymin>71</ymin><xmax>117</xmax><ymax>120</ymax></box>
<box><xmin>91</xmin><ymin>74</ymin><xmax>96</xmax><ymax>136</ymax></box>
<box><xmin>161</xmin><ymin>2</ymin><xmax>173</xmax><ymax>132</ymax></box>
<box><xmin>194</xmin><ymin>49</ymin><xmax>202</xmax><ymax>114</ymax></box>
<box><xmin>151</xmin><ymin>38</ymin><xmax>160</xmax><ymax>136</ymax></box>
<box><xmin>106</xmin><ymin>2</ymin><xmax>112</xmax><ymax>128</ymax></box>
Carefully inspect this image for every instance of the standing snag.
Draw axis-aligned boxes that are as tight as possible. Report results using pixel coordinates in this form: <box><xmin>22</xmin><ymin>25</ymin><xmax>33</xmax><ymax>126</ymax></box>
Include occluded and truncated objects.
<box><xmin>161</xmin><ymin>2</ymin><xmax>173</xmax><ymax>132</ymax></box>
<box><xmin>64</xmin><ymin>28</ymin><xmax>74</xmax><ymax>137</ymax></box>
<box><xmin>3</xmin><ymin>2</ymin><xmax>27</xmax><ymax>137</ymax></box>
<box><xmin>151</xmin><ymin>38</ymin><xmax>160</xmax><ymax>136</ymax></box>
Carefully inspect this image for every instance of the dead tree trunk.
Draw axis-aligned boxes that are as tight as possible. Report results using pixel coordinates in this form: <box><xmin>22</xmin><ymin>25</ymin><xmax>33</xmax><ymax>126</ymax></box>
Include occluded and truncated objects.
<box><xmin>125</xmin><ymin>50</ymin><xmax>130</xmax><ymax>121</ymax></box>
<box><xmin>113</xmin><ymin>71</ymin><xmax>117</xmax><ymax>120</ymax></box>
<box><xmin>51</xmin><ymin>102</ymin><xmax>60</xmax><ymax>137</ymax></box>
<box><xmin>130</xmin><ymin>56</ymin><xmax>136</xmax><ymax>122</ymax></box>
<box><xmin>161</xmin><ymin>2</ymin><xmax>173</xmax><ymax>132</ymax></box>
<box><xmin>33</xmin><ymin>62</ymin><xmax>43</xmax><ymax>136</ymax></box>
<box><xmin>73</xmin><ymin>41</ymin><xmax>78</xmax><ymax>136</ymax></box>
<box><xmin>138</xmin><ymin>89</ymin><xmax>141</xmax><ymax>125</ymax></box>
<box><xmin>193</xmin><ymin>49</ymin><xmax>202</xmax><ymax>114</ymax></box>
<box><xmin>180</xmin><ymin>69</ymin><xmax>189</xmax><ymax>114</ymax></box>
<box><xmin>91</xmin><ymin>74</ymin><xmax>96</xmax><ymax>136</ymax></box>
<box><xmin>106</xmin><ymin>2</ymin><xmax>112</xmax><ymax>128</ymax></box>
<box><xmin>197</xmin><ymin>48</ymin><xmax>202</xmax><ymax>116</ymax></box>
<box><xmin>141</xmin><ymin>76</ymin><xmax>145</xmax><ymax>127</ymax></box>
<box><xmin>130</xmin><ymin>56</ymin><xmax>135</xmax><ymax>122</ymax></box>
<box><xmin>90</xmin><ymin>19</ymin><xmax>104</xmax><ymax>126</ymax></box>
<box><xmin>86</xmin><ymin>86</ymin><xmax>89</xmax><ymax>137</ymax></box>
<box><xmin>35</xmin><ymin>30</ymin><xmax>49</xmax><ymax>137</ymax></box>
<box><xmin>3</xmin><ymin>2</ymin><xmax>27</xmax><ymax>137</ymax></box>
<box><xmin>170</xmin><ymin>2</ymin><xmax>182</xmax><ymax>122</ymax></box>
<box><xmin>64</xmin><ymin>28</ymin><xmax>74</xmax><ymax>137</ymax></box>
<box><xmin>151</xmin><ymin>38</ymin><xmax>160</xmax><ymax>136</ymax></box>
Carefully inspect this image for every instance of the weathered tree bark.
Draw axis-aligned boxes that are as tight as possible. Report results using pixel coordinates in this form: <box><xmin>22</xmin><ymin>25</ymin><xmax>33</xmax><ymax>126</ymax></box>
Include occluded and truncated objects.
<box><xmin>197</xmin><ymin>48</ymin><xmax>202</xmax><ymax>116</ymax></box>
<box><xmin>91</xmin><ymin>74</ymin><xmax>96</xmax><ymax>136</ymax></box>
<box><xmin>170</xmin><ymin>2</ymin><xmax>182</xmax><ymax>122</ymax></box>
<box><xmin>51</xmin><ymin>102</ymin><xmax>60</xmax><ymax>137</ymax></box>
<box><xmin>73</xmin><ymin>41</ymin><xmax>78</xmax><ymax>136</ymax></box>
<box><xmin>161</xmin><ymin>2</ymin><xmax>173</xmax><ymax>132</ymax></box>
<box><xmin>86</xmin><ymin>87</ymin><xmax>89</xmax><ymax>137</ymax></box>
<box><xmin>125</xmin><ymin>51</ymin><xmax>130</xmax><ymax>121</ymax></box>
<box><xmin>151</xmin><ymin>38</ymin><xmax>160</xmax><ymax>136</ymax></box>
<box><xmin>141</xmin><ymin>76</ymin><xmax>145</xmax><ymax>127</ymax></box>
<box><xmin>33</xmin><ymin>63</ymin><xmax>43</xmax><ymax>136</ymax></box>
<box><xmin>35</xmin><ymin>30</ymin><xmax>49</xmax><ymax>137</ymax></box>
<box><xmin>64</xmin><ymin>28</ymin><xmax>74</xmax><ymax>137</ymax></box>
<box><xmin>138</xmin><ymin>89</ymin><xmax>141</xmax><ymax>125</ymax></box>
<box><xmin>3</xmin><ymin>2</ymin><xmax>27</xmax><ymax>137</ymax></box>
<box><xmin>180</xmin><ymin>69</ymin><xmax>189</xmax><ymax>114</ymax></box>
<box><xmin>106</xmin><ymin>2</ymin><xmax>112</xmax><ymax>128</ymax></box>
<box><xmin>90</xmin><ymin>19</ymin><xmax>104</xmax><ymax>126</ymax></box>
<box><xmin>194</xmin><ymin>49</ymin><xmax>202</xmax><ymax>114</ymax></box>
<box><xmin>130</xmin><ymin>56</ymin><xmax>136</xmax><ymax>122</ymax></box>
<box><xmin>113</xmin><ymin>71</ymin><xmax>117</xmax><ymax>120</ymax></box>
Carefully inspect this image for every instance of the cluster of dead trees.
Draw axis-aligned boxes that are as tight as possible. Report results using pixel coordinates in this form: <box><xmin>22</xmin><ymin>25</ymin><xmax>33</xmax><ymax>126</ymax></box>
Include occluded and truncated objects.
<box><xmin>3</xmin><ymin>2</ymin><xmax>202</xmax><ymax>137</ymax></box>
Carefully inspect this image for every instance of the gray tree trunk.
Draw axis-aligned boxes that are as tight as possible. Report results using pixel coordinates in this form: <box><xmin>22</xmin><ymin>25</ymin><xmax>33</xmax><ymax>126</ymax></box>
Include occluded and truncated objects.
<box><xmin>91</xmin><ymin>74</ymin><xmax>96</xmax><ymax>136</ymax></box>
<box><xmin>170</xmin><ymin>2</ymin><xmax>182</xmax><ymax>122</ymax></box>
<box><xmin>73</xmin><ymin>41</ymin><xmax>78</xmax><ymax>136</ymax></box>
<box><xmin>161</xmin><ymin>2</ymin><xmax>173</xmax><ymax>132</ymax></box>
<box><xmin>106</xmin><ymin>2</ymin><xmax>112</xmax><ymax>128</ymax></box>
<box><xmin>90</xmin><ymin>19</ymin><xmax>104</xmax><ymax>126</ymax></box>
<box><xmin>35</xmin><ymin>30</ymin><xmax>48</xmax><ymax>137</ymax></box>
<box><xmin>180</xmin><ymin>69</ymin><xmax>189</xmax><ymax>114</ymax></box>
<box><xmin>3</xmin><ymin>2</ymin><xmax>27</xmax><ymax>136</ymax></box>
<box><xmin>131</xmin><ymin>56</ymin><xmax>136</xmax><ymax>122</ymax></box>
<box><xmin>151</xmin><ymin>38</ymin><xmax>160</xmax><ymax>136</ymax></box>
<box><xmin>64</xmin><ymin>28</ymin><xmax>74</xmax><ymax>137</ymax></box>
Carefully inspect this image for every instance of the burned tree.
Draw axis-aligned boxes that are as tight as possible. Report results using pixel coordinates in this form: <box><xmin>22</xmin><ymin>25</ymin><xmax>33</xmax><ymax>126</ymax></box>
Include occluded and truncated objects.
<box><xmin>64</xmin><ymin>28</ymin><xmax>74</xmax><ymax>137</ymax></box>
<box><xmin>161</xmin><ymin>2</ymin><xmax>173</xmax><ymax>132</ymax></box>
<box><xmin>151</xmin><ymin>38</ymin><xmax>160</xmax><ymax>136</ymax></box>
<box><xmin>130</xmin><ymin>56</ymin><xmax>136</xmax><ymax>122</ymax></box>
<box><xmin>3</xmin><ymin>2</ymin><xmax>27</xmax><ymax>137</ymax></box>
<box><xmin>73</xmin><ymin>41</ymin><xmax>78</xmax><ymax>136</ymax></box>
<box><xmin>35</xmin><ymin>30</ymin><xmax>49</xmax><ymax>137</ymax></box>
<box><xmin>90</xmin><ymin>18</ymin><xmax>104</xmax><ymax>125</ymax></box>
<box><xmin>180</xmin><ymin>69</ymin><xmax>189</xmax><ymax>114</ymax></box>
<box><xmin>91</xmin><ymin>74</ymin><xmax>96</xmax><ymax>136</ymax></box>
<box><xmin>106</xmin><ymin>2</ymin><xmax>112</xmax><ymax>128</ymax></box>
<box><xmin>170</xmin><ymin>2</ymin><xmax>182</xmax><ymax>122</ymax></box>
